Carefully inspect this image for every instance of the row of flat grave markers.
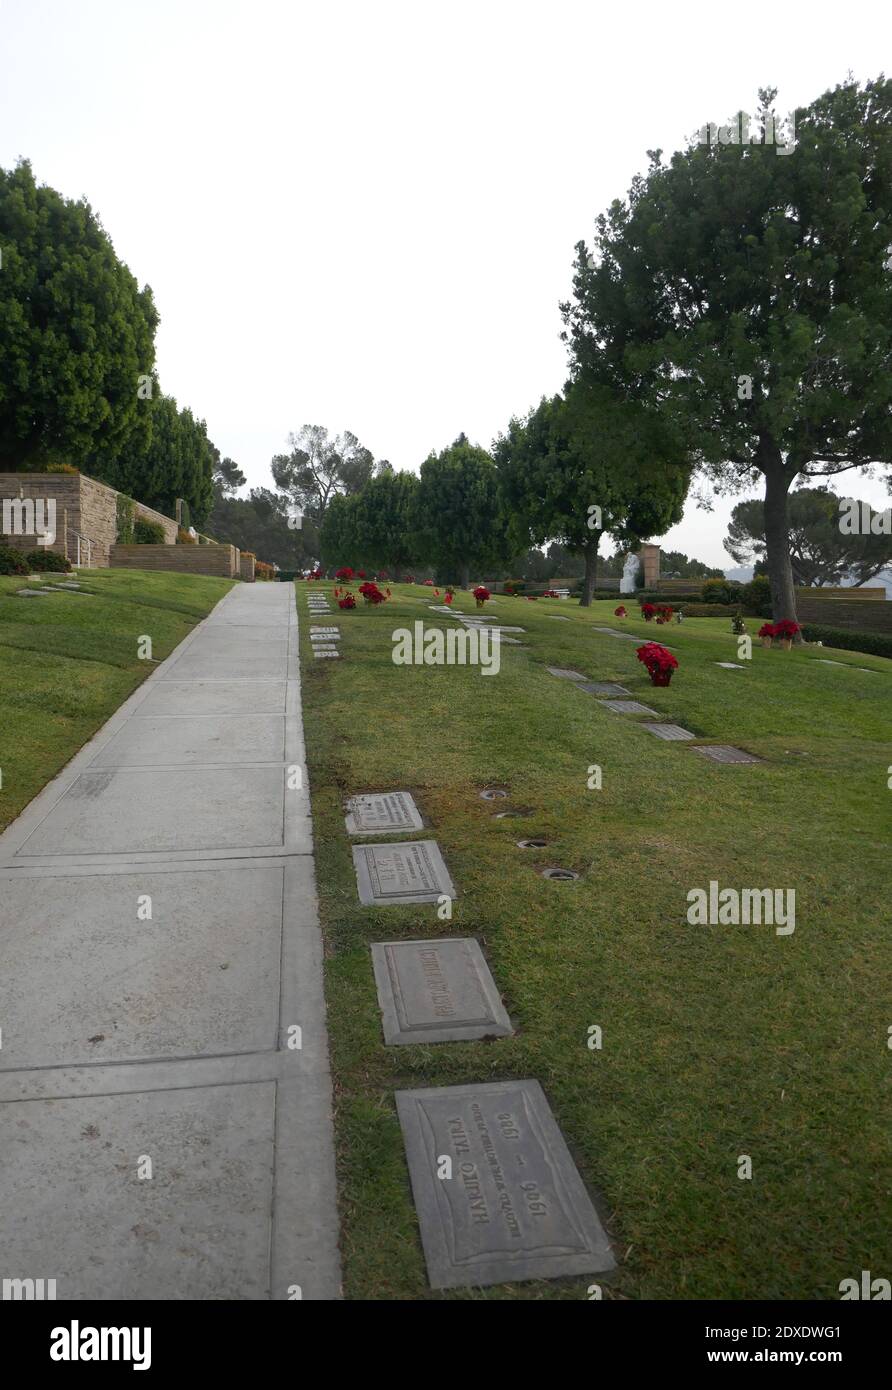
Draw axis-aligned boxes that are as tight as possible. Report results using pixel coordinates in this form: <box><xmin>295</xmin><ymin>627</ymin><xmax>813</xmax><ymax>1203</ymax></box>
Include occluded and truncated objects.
<box><xmin>345</xmin><ymin>788</ymin><xmax>615</xmax><ymax>1290</ymax></box>
<box><xmin>307</xmin><ymin>593</ymin><xmax>340</xmax><ymax>657</ymax></box>
<box><xmin>546</xmin><ymin>657</ymin><xmax>762</xmax><ymax>764</ymax></box>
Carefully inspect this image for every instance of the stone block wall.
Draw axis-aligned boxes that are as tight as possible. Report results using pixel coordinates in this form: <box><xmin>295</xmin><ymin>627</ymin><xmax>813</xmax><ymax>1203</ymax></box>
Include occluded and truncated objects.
<box><xmin>240</xmin><ymin>553</ymin><xmax>256</xmax><ymax>582</ymax></box>
<box><xmin>0</xmin><ymin>471</ymin><xmax>179</xmax><ymax>567</ymax></box>
<box><xmin>109</xmin><ymin>543</ymin><xmax>240</xmax><ymax>578</ymax></box>
<box><xmin>797</xmin><ymin>597</ymin><xmax>892</xmax><ymax>634</ymax></box>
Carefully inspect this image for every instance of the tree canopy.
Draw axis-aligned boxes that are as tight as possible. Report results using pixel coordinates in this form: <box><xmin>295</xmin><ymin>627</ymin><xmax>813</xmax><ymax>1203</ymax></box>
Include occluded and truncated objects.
<box><xmin>725</xmin><ymin>486</ymin><xmax>892</xmax><ymax>586</ymax></box>
<box><xmin>0</xmin><ymin>159</ymin><xmax>158</xmax><ymax>473</ymax></box>
<box><xmin>494</xmin><ymin>383</ymin><xmax>690</xmax><ymax>604</ymax></box>
<box><xmin>562</xmin><ymin>78</ymin><xmax>892</xmax><ymax>626</ymax></box>
<box><xmin>411</xmin><ymin>434</ymin><xmax>508</xmax><ymax>586</ymax></box>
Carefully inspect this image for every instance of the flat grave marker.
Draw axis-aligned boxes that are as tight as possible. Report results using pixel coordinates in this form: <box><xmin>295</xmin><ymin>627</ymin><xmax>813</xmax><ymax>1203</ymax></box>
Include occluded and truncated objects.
<box><xmin>598</xmin><ymin>699</ymin><xmax>658</xmax><ymax>715</ymax></box>
<box><xmin>314</xmin><ymin>650</ymin><xmax>340</xmax><ymax>659</ymax></box>
<box><xmin>691</xmin><ymin>744</ymin><xmax>762</xmax><ymax>764</ymax></box>
<box><xmin>546</xmin><ymin>667</ymin><xmax>587</xmax><ymax>680</ymax></box>
<box><xmin>578</xmin><ymin>682</ymin><xmax>631</xmax><ymax>696</ymax></box>
<box><xmin>345</xmin><ymin>790</ymin><xmax>424</xmax><ymax>835</ymax></box>
<box><xmin>371</xmin><ymin>938</ymin><xmax>512</xmax><ymax>1044</ymax></box>
<box><xmin>396</xmin><ymin>1079</ymin><xmax>615</xmax><ymax>1289</ymax></box>
<box><xmin>641</xmin><ymin>722</ymin><xmax>695</xmax><ymax>740</ymax></box>
<box><xmin>715</xmin><ymin>662</ymin><xmax>745</xmax><ymax>669</ymax></box>
<box><xmin>352</xmin><ymin>839</ymin><xmax>456</xmax><ymax>906</ymax></box>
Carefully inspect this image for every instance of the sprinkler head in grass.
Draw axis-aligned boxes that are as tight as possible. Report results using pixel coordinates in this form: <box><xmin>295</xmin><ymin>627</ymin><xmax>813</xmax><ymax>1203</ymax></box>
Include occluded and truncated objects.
<box><xmin>479</xmin><ymin>788</ymin><xmax>508</xmax><ymax>801</ymax></box>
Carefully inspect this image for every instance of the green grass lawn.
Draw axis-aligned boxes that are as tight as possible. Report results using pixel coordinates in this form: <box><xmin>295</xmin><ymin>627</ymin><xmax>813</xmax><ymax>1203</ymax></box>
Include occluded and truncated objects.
<box><xmin>299</xmin><ymin>582</ymin><xmax>890</xmax><ymax>1300</ymax></box>
<box><xmin>0</xmin><ymin>567</ymin><xmax>234</xmax><ymax>832</ymax></box>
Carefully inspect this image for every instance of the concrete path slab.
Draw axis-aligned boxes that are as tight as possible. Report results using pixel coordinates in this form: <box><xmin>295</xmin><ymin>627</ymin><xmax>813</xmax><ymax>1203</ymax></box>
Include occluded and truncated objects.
<box><xmin>93</xmin><ymin>713</ymin><xmax>286</xmax><ymax>766</ymax></box>
<box><xmin>0</xmin><ymin>583</ymin><xmax>341</xmax><ymax>1299</ymax></box>
<box><xmin>137</xmin><ymin>680</ymin><xmax>287</xmax><ymax>717</ymax></box>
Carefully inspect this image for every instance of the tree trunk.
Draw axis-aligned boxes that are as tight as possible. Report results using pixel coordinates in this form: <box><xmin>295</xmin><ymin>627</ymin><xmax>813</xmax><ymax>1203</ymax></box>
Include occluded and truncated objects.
<box><xmin>459</xmin><ymin>564</ymin><xmax>470</xmax><ymax>588</ymax></box>
<box><xmin>761</xmin><ymin>442</ymin><xmax>801</xmax><ymax>638</ymax></box>
<box><xmin>579</xmin><ymin>539</ymin><xmax>599</xmax><ymax>607</ymax></box>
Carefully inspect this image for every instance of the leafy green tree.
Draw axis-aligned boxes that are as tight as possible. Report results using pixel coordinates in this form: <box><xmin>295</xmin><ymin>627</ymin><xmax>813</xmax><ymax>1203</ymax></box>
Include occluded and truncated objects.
<box><xmin>208</xmin><ymin>486</ymin><xmax>315</xmax><ymax>569</ymax></box>
<box><xmin>411</xmin><ymin>435</ymin><xmax>508</xmax><ymax>587</ymax></box>
<box><xmin>347</xmin><ymin>470</ymin><xmax>420</xmax><ymax>572</ymax></box>
<box><xmin>494</xmin><ymin>385</ymin><xmax>690</xmax><ymax>605</ymax></box>
<box><xmin>271</xmin><ymin>425</ymin><xmax>377</xmax><ymax>527</ymax></box>
<box><xmin>114</xmin><ymin>395</ymin><xmax>215</xmax><ymax>526</ymax></box>
<box><xmin>318</xmin><ymin>491</ymin><xmax>359</xmax><ymax>569</ymax></box>
<box><xmin>563</xmin><ymin>79</ymin><xmax>892</xmax><ymax>629</ymax></box>
<box><xmin>725</xmin><ymin>486</ymin><xmax>892</xmax><ymax>585</ymax></box>
<box><xmin>0</xmin><ymin>160</ymin><xmax>158</xmax><ymax>472</ymax></box>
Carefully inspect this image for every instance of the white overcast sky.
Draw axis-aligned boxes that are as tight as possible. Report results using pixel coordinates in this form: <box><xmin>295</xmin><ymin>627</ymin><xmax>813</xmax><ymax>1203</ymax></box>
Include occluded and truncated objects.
<box><xmin>1</xmin><ymin>0</ymin><xmax>889</xmax><ymax>567</ymax></box>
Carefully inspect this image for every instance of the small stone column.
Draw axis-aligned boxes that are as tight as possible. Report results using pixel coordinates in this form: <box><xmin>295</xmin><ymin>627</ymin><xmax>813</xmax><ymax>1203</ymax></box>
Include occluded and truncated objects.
<box><xmin>638</xmin><ymin>544</ymin><xmax>661</xmax><ymax>588</ymax></box>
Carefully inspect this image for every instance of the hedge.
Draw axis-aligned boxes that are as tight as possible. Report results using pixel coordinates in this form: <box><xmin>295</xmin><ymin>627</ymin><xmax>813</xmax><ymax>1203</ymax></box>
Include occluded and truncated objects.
<box><xmin>0</xmin><ymin>544</ymin><xmax>29</xmax><ymax>575</ymax></box>
<box><xmin>134</xmin><ymin>518</ymin><xmax>167</xmax><ymax>545</ymax></box>
<box><xmin>801</xmin><ymin>624</ymin><xmax>892</xmax><ymax>660</ymax></box>
<box><xmin>25</xmin><ymin>549</ymin><xmax>71</xmax><ymax>572</ymax></box>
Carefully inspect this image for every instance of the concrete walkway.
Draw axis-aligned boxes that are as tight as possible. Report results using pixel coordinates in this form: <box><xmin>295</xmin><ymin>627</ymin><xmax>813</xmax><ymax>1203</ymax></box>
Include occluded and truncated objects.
<box><xmin>0</xmin><ymin>583</ymin><xmax>341</xmax><ymax>1300</ymax></box>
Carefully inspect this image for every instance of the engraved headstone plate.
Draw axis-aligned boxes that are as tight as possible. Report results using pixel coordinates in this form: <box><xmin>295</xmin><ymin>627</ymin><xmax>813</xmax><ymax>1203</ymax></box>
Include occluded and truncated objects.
<box><xmin>691</xmin><ymin>744</ymin><xmax>762</xmax><ymax>763</ymax></box>
<box><xmin>715</xmin><ymin>662</ymin><xmax>744</xmax><ymax>669</ymax></box>
<box><xmin>371</xmin><ymin>938</ymin><xmax>512</xmax><ymax>1044</ymax></box>
<box><xmin>352</xmin><ymin>840</ymin><xmax>456</xmax><ymax>905</ymax></box>
<box><xmin>546</xmin><ymin>667</ymin><xmax>586</xmax><ymax>680</ymax></box>
<box><xmin>314</xmin><ymin>650</ymin><xmax>340</xmax><ymax>658</ymax></box>
<box><xmin>641</xmin><ymin>722</ymin><xmax>695</xmax><ymax>740</ymax></box>
<box><xmin>578</xmin><ymin>682</ymin><xmax>631</xmax><ymax>696</ymax></box>
<box><xmin>345</xmin><ymin>790</ymin><xmax>424</xmax><ymax>836</ymax></box>
<box><xmin>312</xmin><ymin>642</ymin><xmax>338</xmax><ymax>650</ymax></box>
<box><xmin>598</xmin><ymin>699</ymin><xmax>658</xmax><ymax>715</ymax></box>
<box><xmin>396</xmin><ymin>1080</ymin><xmax>615</xmax><ymax>1288</ymax></box>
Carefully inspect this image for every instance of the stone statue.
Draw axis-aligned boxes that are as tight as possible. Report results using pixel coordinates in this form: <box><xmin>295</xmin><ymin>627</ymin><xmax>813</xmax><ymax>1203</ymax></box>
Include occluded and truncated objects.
<box><xmin>620</xmin><ymin>552</ymin><xmax>640</xmax><ymax>594</ymax></box>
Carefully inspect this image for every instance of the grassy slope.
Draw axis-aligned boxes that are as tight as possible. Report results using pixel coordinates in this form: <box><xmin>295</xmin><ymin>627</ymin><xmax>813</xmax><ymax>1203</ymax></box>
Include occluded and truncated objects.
<box><xmin>0</xmin><ymin>567</ymin><xmax>234</xmax><ymax>832</ymax></box>
<box><xmin>300</xmin><ymin>583</ymin><xmax>890</xmax><ymax>1301</ymax></box>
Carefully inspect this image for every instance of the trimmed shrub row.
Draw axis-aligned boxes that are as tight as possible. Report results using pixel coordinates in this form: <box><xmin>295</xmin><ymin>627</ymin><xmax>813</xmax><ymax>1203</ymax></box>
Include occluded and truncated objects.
<box><xmin>801</xmin><ymin>624</ymin><xmax>892</xmax><ymax>660</ymax></box>
<box><xmin>0</xmin><ymin>545</ymin><xmax>71</xmax><ymax>575</ymax></box>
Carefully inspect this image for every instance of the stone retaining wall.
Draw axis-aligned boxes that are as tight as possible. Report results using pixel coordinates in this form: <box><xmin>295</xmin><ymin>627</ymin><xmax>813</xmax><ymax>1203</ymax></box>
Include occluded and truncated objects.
<box><xmin>109</xmin><ymin>543</ymin><xmax>240</xmax><ymax>578</ymax></box>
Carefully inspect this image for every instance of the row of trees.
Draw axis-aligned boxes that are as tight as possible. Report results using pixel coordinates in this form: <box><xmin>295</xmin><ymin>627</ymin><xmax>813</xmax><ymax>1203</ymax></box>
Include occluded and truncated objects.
<box><xmin>0</xmin><ymin>160</ymin><xmax>217</xmax><ymax>526</ymax></box>
<box><xmin>315</xmin><ymin>78</ymin><xmax>892</xmax><ymax>620</ymax></box>
<box><xmin>316</xmin><ymin>412</ymin><xmax>690</xmax><ymax>602</ymax></box>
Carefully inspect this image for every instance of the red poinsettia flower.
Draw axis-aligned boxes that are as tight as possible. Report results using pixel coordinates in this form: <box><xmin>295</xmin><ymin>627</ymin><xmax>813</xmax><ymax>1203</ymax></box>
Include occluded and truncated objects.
<box><xmin>614</xmin><ymin>606</ymin><xmax>627</xmax><ymax>617</ymax></box>
<box><xmin>773</xmin><ymin>618</ymin><xmax>800</xmax><ymax>639</ymax></box>
<box><xmin>636</xmin><ymin>642</ymin><xmax>679</xmax><ymax>685</ymax></box>
<box><xmin>641</xmin><ymin>602</ymin><xmax>656</xmax><ymax>620</ymax></box>
<box><xmin>444</xmin><ymin>592</ymin><xmax>453</xmax><ymax>604</ymax></box>
<box><xmin>338</xmin><ymin>594</ymin><xmax>356</xmax><ymax>609</ymax></box>
<box><xmin>758</xmin><ymin>622</ymin><xmax>777</xmax><ymax>638</ymax></box>
<box><xmin>335</xmin><ymin>567</ymin><xmax>354</xmax><ymax>580</ymax></box>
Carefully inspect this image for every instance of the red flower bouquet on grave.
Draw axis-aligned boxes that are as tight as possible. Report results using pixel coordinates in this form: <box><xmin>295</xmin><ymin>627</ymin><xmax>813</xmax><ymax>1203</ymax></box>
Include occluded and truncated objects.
<box><xmin>358</xmin><ymin>581</ymin><xmax>386</xmax><ymax>605</ymax></box>
<box><xmin>636</xmin><ymin>641</ymin><xmax>678</xmax><ymax>686</ymax></box>
<box><xmin>335</xmin><ymin>567</ymin><xmax>354</xmax><ymax>580</ymax></box>
<box><xmin>758</xmin><ymin>622</ymin><xmax>776</xmax><ymax>648</ymax></box>
<box><xmin>338</xmin><ymin>593</ymin><xmax>356</xmax><ymax>609</ymax></box>
<box><xmin>473</xmin><ymin>585</ymin><xmax>491</xmax><ymax>608</ymax></box>
<box><xmin>614</xmin><ymin>606</ymin><xmax>627</xmax><ymax>618</ymax></box>
<box><xmin>641</xmin><ymin>602</ymin><xmax>656</xmax><ymax>621</ymax></box>
<box><xmin>543</xmin><ymin>589</ymin><xmax>560</xmax><ymax>598</ymax></box>
<box><xmin>655</xmin><ymin>604</ymin><xmax>674</xmax><ymax>625</ymax></box>
<box><xmin>444</xmin><ymin>592</ymin><xmax>453</xmax><ymax>604</ymax></box>
<box><xmin>773</xmin><ymin>618</ymin><xmax>800</xmax><ymax>649</ymax></box>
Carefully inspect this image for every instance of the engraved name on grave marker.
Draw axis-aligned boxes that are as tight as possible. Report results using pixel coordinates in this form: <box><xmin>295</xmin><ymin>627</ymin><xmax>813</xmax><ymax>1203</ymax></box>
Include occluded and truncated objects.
<box><xmin>371</xmin><ymin>938</ymin><xmax>513</xmax><ymax>1044</ymax></box>
<box><xmin>396</xmin><ymin>1079</ymin><xmax>615</xmax><ymax>1288</ymax></box>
